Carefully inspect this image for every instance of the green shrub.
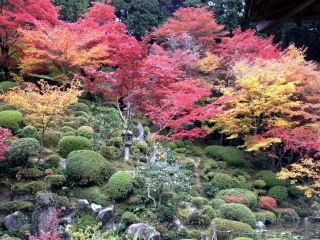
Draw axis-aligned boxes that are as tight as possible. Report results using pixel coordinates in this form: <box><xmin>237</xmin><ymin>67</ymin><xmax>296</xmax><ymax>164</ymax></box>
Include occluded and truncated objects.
<box><xmin>61</xmin><ymin>126</ymin><xmax>75</xmax><ymax>133</ymax></box>
<box><xmin>143</xmin><ymin>126</ymin><xmax>150</xmax><ymax>135</ymax></box>
<box><xmin>174</xmin><ymin>147</ymin><xmax>187</xmax><ymax>153</ymax></box>
<box><xmin>61</xmin><ymin>121</ymin><xmax>78</xmax><ymax>129</ymax></box>
<box><xmin>0</xmin><ymin>201</ymin><xmax>33</xmax><ymax>213</ymax></box>
<box><xmin>70</xmin><ymin>186</ymin><xmax>109</xmax><ymax>206</ymax></box>
<box><xmin>257</xmin><ymin>170</ymin><xmax>287</xmax><ymax>188</ymax></box>
<box><xmin>288</xmin><ymin>185</ymin><xmax>306</xmax><ymax>197</ymax></box>
<box><xmin>185</xmin><ymin>161</ymin><xmax>195</xmax><ymax>171</ymax></box>
<box><xmin>174</xmin><ymin>140</ymin><xmax>185</xmax><ymax>148</ymax></box>
<box><xmin>211</xmin><ymin>173</ymin><xmax>240</xmax><ymax>190</ymax></box>
<box><xmin>106</xmin><ymin>136</ymin><xmax>123</xmax><ymax>148</ymax></box>
<box><xmin>7</xmin><ymin>138</ymin><xmax>40</xmax><ymax>166</ymax></box>
<box><xmin>11</xmin><ymin>181</ymin><xmax>47</xmax><ymax>194</ymax></box>
<box><xmin>58</xmin><ymin>136</ymin><xmax>92</xmax><ymax>158</ymax></box>
<box><xmin>66</xmin><ymin>150</ymin><xmax>116</xmax><ymax>186</ymax></box>
<box><xmin>254</xmin><ymin>180</ymin><xmax>267</xmax><ymax>188</ymax></box>
<box><xmin>63</xmin><ymin>131</ymin><xmax>76</xmax><ymax>136</ymax></box>
<box><xmin>216</xmin><ymin>188</ymin><xmax>257</xmax><ymax>208</ymax></box>
<box><xmin>122</xmin><ymin>212</ymin><xmax>140</xmax><ymax>224</ymax></box>
<box><xmin>74</xmin><ymin>111</ymin><xmax>89</xmax><ymax>118</ymax></box>
<box><xmin>219</xmin><ymin>203</ymin><xmax>256</xmax><ymax>228</ymax></box>
<box><xmin>268</xmin><ymin>186</ymin><xmax>288</xmax><ymax>203</ymax></box>
<box><xmin>209</xmin><ymin>199</ymin><xmax>226</xmax><ymax>209</ymax></box>
<box><xmin>0</xmin><ymin>103</ymin><xmax>17</xmax><ymax>111</ymax></box>
<box><xmin>99</xmin><ymin>146</ymin><xmax>116</xmax><ymax>160</ymax></box>
<box><xmin>234</xmin><ymin>238</ymin><xmax>253</xmax><ymax>240</ymax></box>
<box><xmin>187</xmin><ymin>210</ymin><xmax>211</xmax><ymax>228</ymax></box>
<box><xmin>166</xmin><ymin>142</ymin><xmax>177</xmax><ymax>150</ymax></box>
<box><xmin>74</xmin><ymin>116</ymin><xmax>88</xmax><ymax>125</ymax></box>
<box><xmin>254</xmin><ymin>212</ymin><xmax>267</xmax><ymax>223</ymax></box>
<box><xmin>0</xmin><ymin>110</ymin><xmax>23</xmax><ymax>132</ymax></box>
<box><xmin>0</xmin><ymin>81</ymin><xmax>19</xmax><ymax>92</ymax></box>
<box><xmin>203</xmin><ymin>182</ymin><xmax>218</xmax><ymax>197</ymax></box>
<box><xmin>44</xmin><ymin>174</ymin><xmax>66</xmax><ymax>187</ymax></box>
<box><xmin>265</xmin><ymin>210</ymin><xmax>276</xmax><ymax>223</ymax></box>
<box><xmin>20</xmin><ymin>125</ymin><xmax>38</xmax><ymax>139</ymax></box>
<box><xmin>191</xmin><ymin>197</ymin><xmax>209</xmax><ymax>209</ymax></box>
<box><xmin>68</xmin><ymin>102</ymin><xmax>90</xmax><ymax>113</ymax></box>
<box><xmin>202</xmin><ymin>205</ymin><xmax>216</xmax><ymax>219</ymax></box>
<box><xmin>134</xmin><ymin>141</ymin><xmax>148</xmax><ymax>152</ymax></box>
<box><xmin>77</xmin><ymin>126</ymin><xmax>93</xmax><ymax>139</ymax></box>
<box><xmin>23</xmin><ymin>168</ymin><xmax>43</xmax><ymax>179</ymax></box>
<box><xmin>205</xmin><ymin>145</ymin><xmax>245</xmax><ymax>167</ymax></box>
<box><xmin>52</xmin><ymin>194</ymin><xmax>72</xmax><ymax>209</ymax></box>
<box><xmin>45</xmin><ymin>154</ymin><xmax>61</xmax><ymax>168</ymax></box>
<box><xmin>214</xmin><ymin>218</ymin><xmax>254</xmax><ymax>240</ymax></box>
<box><xmin>107</xmin><ymin>171</ymin><xmax>133</xmax><ymax>200</ymax></box>
<box><xmin>40</xmin><ymin>130</ymin><xmax>61</xmax><ymax>148</ymax></box>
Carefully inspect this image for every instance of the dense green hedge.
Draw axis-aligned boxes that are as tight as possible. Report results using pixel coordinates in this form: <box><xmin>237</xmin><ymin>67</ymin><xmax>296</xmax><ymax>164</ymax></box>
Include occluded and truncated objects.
<box><xmin>219</xmin><ymin>203</ymin><xmax>256</xmax><ymax>228</ymax></box>
<box><xmin>205</xmin><ymin>145</ymin><xmax>245</xmax><ymax>167</ymax></box>
<box><xmin>108</xmin><ymin>171</ymin><xmax>133</xmax><ymax>199</ymax></box>
<box><xmin>213</xmin><ymin>218</ymin><xmax>254</xmax><ymax>240</ymax></box>
<box><xmin>0</xmin><ymin>110</ymin><xmax>23</xmax><ymax>132</ymax></box>
<box><xmin>66</xmin><ymin>150</ymin><xmax>116</xmax><ymax>186</ymax></box>
<box><xmin>257</xmin><ymin>170</ymin><xmax>287</xmax><ymax>188</ymax></box>
<box><xmin>0</xmin><ymin>81</ymin><xmax>19</xmax><ymax>92</ymax></box>
<box><xmin>58</xmin><ymin>136</ymin><xmax>92</xmax><ymax>158</ymax></box>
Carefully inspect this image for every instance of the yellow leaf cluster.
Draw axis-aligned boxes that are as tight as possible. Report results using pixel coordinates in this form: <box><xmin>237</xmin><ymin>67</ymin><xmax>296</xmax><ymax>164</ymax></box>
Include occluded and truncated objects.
<box><xmin>197</xmin><ymin>52</ymin><xmax>220</xmax><ymax>73</ymax></box>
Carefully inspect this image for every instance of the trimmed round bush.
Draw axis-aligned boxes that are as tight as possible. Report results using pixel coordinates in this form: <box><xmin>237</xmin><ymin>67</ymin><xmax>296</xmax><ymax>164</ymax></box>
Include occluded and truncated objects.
<box><xmin>0</xmin><ymin>81</ymin><xmax>19</xmax><ymax>92</ymax></box>
<box><xmin>8</xmin><ymin>138</ymin><xmax>40</xmax><ymax>166</ymax></box>
<box><xmin>268</xmin><ymin>186</ymin><xmax>288</xmax><ymax>203</ymax></box>
<box><xmin>166</xmin><ymin>142</ymin><xmax>177</xmax><ymax>150</ymax></box>
<box><xmin>61</xmin><ymin>121</ymin><xmax>78</xmax><ymax>129</ymax></box>
<box><xmin>209</xmin><ymin>199</ymin><xmax>226</xmax><ymax>209</ymax></box>
<box><xmin>20</xmin><ymin>125</ymin><xmax>38</xmax><ymax>139</ymax></box>
<box><xmin>0</xmin><ymin>110</ymin><xmax>23</xmax><ymax>132</ymax></box>
<box><xmin>211</xmin><ymin>173</ymin><xmax>240</xmax><ymax>190</ymax></box>
<box><xmin>44</xmin><ymin>174</ymin><xmax>66</xmax><ymax>187</ymax></box>
<box><xmin>191</xmin><ymin>197</ymin><xmax>209</xmax><ymax>209</ymax></box>
<box><xmin>134</xmin><ymin>141</ymin><xmax>148</xmax><ymax>152</ymax></box>
<box><xmin>70</xmin><ymin>186</ymin><xmax>109</xmax><ymax>206</ymax></box>
<box><xmin>74</xmin><ymin>116</ymin><xmax>88</xmax><ymax>125</ymax></box>
<box><xmin>257</xmin><ymin>170</ymin><xmax>287</xmax><ymax>188</ymax></box>
<box><xmin>0</xmin><ymin>103</ymin><xmax>17</xmax><ymax>111</ymax></box>
<box><xmin>99</xmin><ymin>146</ymin><xmax>116</xmax><ymax>159</ymax></box>
<box><xmin>259</xmin><ymin>196</ymin><xmax>277</xmax><ymax>210</ymax></box>
<box><xmin>68</xmin><ymin>102</ymin><xmax>90</xmax><ymax>113</ymax></box>
<box><xmin>174</xmin><ymin>140</ymin><xmax>185</xmax><ymax>148</ymax></box>
<box><xmin>202</xmin><ymin>205</ymin><xmax>216</xmax><ymax>219</ymax></box>
<box><xmin>44</xmin><ymin>154</ymin><xmax>60</xmax><ymax>168</ymax></box>
<box><xmin>66</xmin><ymin>150</ymin><xmax>116</xmax><ymax>186</ymax></box>
<box><xmin>254</xmin><ymin>180</ymin><xmax>267</xmax><ymax>188</ymax></box>
<box><xmin>107</xmin><ymin>171</ymin><xmax>133</xmax><ymax>199</ymax></box>
<box><xmin>63</xmin><ymin>131</ymin><xmax>76</xmax><ymax>136</ymax></box>
<box><xmin>214</xmin><ymin>218</ymin><xmax>254</xmax><ymax>240</ymax></box>
<box><xmin>58</xmin><ymin>136</ymin><xmax>92</xmax><ymax>158</ymax></box>
<box><xmin>61</xmin><ymin>126</ymin><xmax>75</xmax><ymax>133</ymax></box>
<box><xmin>288</xmin><ymin>185</ymin><xmax>306</xmax><ymax>197</ymax></box>
<box><xmin>23</xmin><ymin>168</ymin><xmax>43</xmax><ymax>179</ymax></box>
<box><xmin>265</xmin><ymin>210</ymin><xmax>276</xmax><ymax>223</ymax></box>
<box><xmin>40</xmin><ymin>130</ymin><xmax>61</xmax><ymax>148</ymax></box>
<box><xmin>187</xmin><ymin>210</ymin><xmax>211</xmax><ymax>228</ymax></box>
<box><xmin>205</xmin><ymin>145</ymin><xmax>245</xmax><ymax>167</ymax></box>
<box><xmin>74</xmin><ymin>111</ymin><xmax>89</xmax><ymax>118</ymax></box>
<box><xmin>216</xmin><ymin>188</ymin><xmax>257</xmax><ymax>208</ymax></box>
<box><xmin>77</xmin><ymin>126</ymin><xmax>93</xmax><ymax>139</ymax></box>
<box><xmin>254</xmin><ymin>212</ymin><xmax>267</xmax><ymax>223</ymax></box>
<box><xmin>106</xmin><ymin>136</ymin><xmax>123</xmax><ymax>148</ymax></box>
<box><xmin>219</xmin><ymin>203</ymin><xmax>256</xmax><ymax>228</ymax></box>
<box><xmin>143</xmin><ymin>126</ymin><xmax>150</xmax><ymax>135</ymax></box>
<box><xmin>122</xmin><ymin>212</ymin><xmax>139</xmax><ymax>224</ymax></box>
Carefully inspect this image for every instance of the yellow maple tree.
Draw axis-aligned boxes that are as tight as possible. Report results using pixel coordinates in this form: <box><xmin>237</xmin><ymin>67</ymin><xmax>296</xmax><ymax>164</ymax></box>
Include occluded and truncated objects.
<box><xmin>1</xmin><ymin>79</ymin><xmax>82</xmax><ymax>161</ymax></box>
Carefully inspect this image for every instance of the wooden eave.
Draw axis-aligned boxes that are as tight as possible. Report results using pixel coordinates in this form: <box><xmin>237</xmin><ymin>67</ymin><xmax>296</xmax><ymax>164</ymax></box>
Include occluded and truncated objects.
<box><xmin>244</xmin><ymin>0</ymin><xmax>320</xmax><ymax>31</ymax></box>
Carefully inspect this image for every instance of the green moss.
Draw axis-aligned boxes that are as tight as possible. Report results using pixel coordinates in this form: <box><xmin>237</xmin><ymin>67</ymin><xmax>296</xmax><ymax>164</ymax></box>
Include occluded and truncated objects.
<box><xmin>122</xmin><ymin>212</ymin><xmax>139</xmax><ymax>224</ymax></box>
<box><xmin>23</xmin><ymin>168</ymin><xmax>43</xmax><ymax>179</ymax></box>
<box><xmin>213</xmin><ymin>218</ymin><xmax>254</xmax><ymax>240</ymax></box>
<box><xmin>58</xmin><ymin>136</ymin><xmax>92</xmax><ymax>158</ymax></box>
<box><xmin>108</xmin><ymin>171</ymin><xmax>133</xmax><ymax>200</ymax></box>
<box><xmin>0</xmin><ymin>201</ymin><xmax>33</xmax><ymax>213</ymax></box>
<box><xmin>44</xmin><ymin>174</ymin><xmax>66</xmax><ymax>187</ymax></box>
<box><xmin>40</xmin><ymin>130</ymin><xmax>61</xmax><ymax>148</ymax></box>
<box><xmin>74</xmin><ymin>111</ymin><xmax>89</xmax><ymax>118</ymax></box>
<box><xmin>0</xmin><ymin>110</ymin><xmax>23</xmax><ymax>132</ymax></box>
<box><xmin>205</xmin><ymin>145</ymin><xmax>245</xmax><ymax>167</ymax></box>
<box><xmin>220</xmin><ymin>203</ymin><xmax>256</xmax><ymax>228</ymax></box>
<box><xmin>44</xmin><ymin>154</ymin><xmax>61</xmax><ymax>168</ymax></box>
<box><xmin>70</xmin><ymin>186</ymin><xmax>109</xmax><ymax>206</ymax></box>
<box><xmin>77</xmin><ymin>126</ymin><xmax>93</xmax><ymax>139</ymax></box>
<box><xmin>66</xmin><ymin>150</ymin><xmax>116</xmax><ymax>186</ymax></box>
<box><xmin>11</xmin><ymin>181</ymin><xmax>48</xmax><ymax>194</ymax></box>
<box><xmin>191</xmin><ymin>197</ymin><xmax>209</xmax><ymax>209</ymax></box>
<box><xmin>99</xmin><ymin>146</ymin><xmax>116</xmax><ymax>159</ymax></box>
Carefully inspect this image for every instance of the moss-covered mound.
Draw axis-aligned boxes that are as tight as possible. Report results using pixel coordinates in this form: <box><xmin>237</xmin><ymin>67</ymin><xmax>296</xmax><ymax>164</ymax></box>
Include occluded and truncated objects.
<box><xmin>0</xmin><ymin>110</ymin><xmax>23</xmax><ymax>132</ymax></box>
<box><xmin>107</xmin><ymin>171</ymin><xmax>133</xmax><ymax>200</ymax></box>
<box><xmin>58</xmin><ymin>136</ymin><xmax>92</xmax><ymax>158</ymax></box>
<box><xmin>205</xmin><ymin>146</ymin><xmax>245</xmax><ymax>167</ymax></box>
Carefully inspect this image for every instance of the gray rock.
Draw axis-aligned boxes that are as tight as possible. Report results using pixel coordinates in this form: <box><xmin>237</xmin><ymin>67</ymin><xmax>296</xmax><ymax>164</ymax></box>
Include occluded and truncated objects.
<box><xmin>126</xmin><ymin>223</ymin><xmax>160</xmax><ymax>240</ymax></box>
<box><xmin>136</xmin><ymin>122</ymin><xmax>144</xmax><ymax>141</ymax></box>
<box><xmin>3</xmin><ymin>211</ymin><xmax>28</xmax><ymax>230</ymax></box>
<box><xmin>13</xmin><ymin>193</ymin><xmax>35</xmax><ymax>201</ymax></box>
<box><xmin>173</xmin><ymin>217</ymin><xmax>184</xmax><ymax>232</ymax></box>
<box><xmin>91</xmin><ymin>203</ymin><xmax>102</xmax><ymax>215</ymax></box>
<box><xmin>31</xmin><ymin>192</ymin><xmax>57</xmax><ymax>237</ymax></box>
<box><xmin>97</xmin><ymin>205</ymin><xmax>114</xmax><ymax>225</ymax></box>
<box><xmin>76</xmin><ymin>199</ymin><xmax>89</xmax><ymax>210</ymax></box>
<box><xmin>256</xmin><ymin>221</ymin><xmax>265</xmax><ymax>230</ymax></box>
<box><xmin>59</xmin><ymin>158</ymin><xmax>66</xmax><ymax>169</ymax></box>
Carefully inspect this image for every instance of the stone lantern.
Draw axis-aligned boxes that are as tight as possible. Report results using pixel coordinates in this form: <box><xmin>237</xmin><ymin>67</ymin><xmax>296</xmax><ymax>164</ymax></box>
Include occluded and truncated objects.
<box><xmin>122</xmin><ymin>130</ymin><xmax>133</xmax><ymax>161</ymax></box>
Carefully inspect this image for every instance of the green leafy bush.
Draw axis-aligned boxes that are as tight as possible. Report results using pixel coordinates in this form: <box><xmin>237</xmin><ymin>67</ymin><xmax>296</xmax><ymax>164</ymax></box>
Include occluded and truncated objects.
<box><xmin>66</xmin><ymin>150</ymin><xmax>116</xmax><ymax>186</ymax></box>
<box><xmin>234</xmin><ymin>238</ymin><xmax>253</xmax><ymax>240</ymax></box>
<box><xmin>220</xmin><ymin>203</ymin><xmax>256</xmax><ymax>228</ymax></box>
<box><xmin>191</xmin><ymin>197</ymin><xmax>209</xmax><ymax>209</ymax></box>
<box><xmin>214</xmin><ymin>218</ymin><xmax>254</xmax><ymax>240</ymax></box>
<box><xmin>61</xmin><ymin>121</ymin><xmax>78</xmax><ymax>129</ymax></box>
<box><xmin>20</xmin><ymin>125</ymin><xmax>37</xmax><ymax>139</ymax></box>
<box><xmin>288</xmin><ymin>185</ymin><xmax>306</xmax><ymax>197</ymax></box>
<box><xmin>211</xmin><ymin>173</ymin><xmax>241</xmax><ymax>190</ymax></box>
<box><xmin>106</xmin><ymin>136</ymin><xmax>123</xmax><ymax>148</ymax></box>
<box><xmin>74</xmin><ymin>111</ymin><xmax>89</xmax><ymax>118</ymax></box>
<box><xmin>122</xmin><ymin>212</ymin><xmax>139</xmax><ymax>224</ymax></box>
<box><xmin>23</xmin><ymin>168</ymin><xmax>43</xmax><ymax>179</ymax></box>
<box><xmin>174</xmin><ymin>140</ymin><xmax>185</xmax><ymax>148</ymax></box>
<box><xmin>209</xmin><ymin>199</ymin><xmax>226</xmax><ymax>209</ymax></box>
<box><xmin>0</xmin><ymin>103</ymin><xmax>17</xmax><ymax>111</ymax></box>
<box><xmin>107</xmin><ymin>171</ymin><xmax>133</xmax><ymax>199</ymax></box>
<box><xmin>265</xmin><ymin>210</ymin><xmax>276</xmax><ymax>223</ymax></box>
<box><xmin>44</xmin><ymin>174</ymin><xmax>66</xmax><ymax>187</ymax></box>
<box><xmin>11</xmin><ymin>181</ymin><xmax>47</xmax><ymax>194</ymax></box>
<box><xmin>257</xmin><ymin>170</ymin><xmax>287</xmax><ymax>188</ymax></box>
<box><xmin>63</xmin><ymin>131</ymin><xmax>76</xmax><ymax>136</ymax></box>
<box><xmin>187</xmin><ymin>210</ymin><xmax>211</xmax><ymax>228</ymax></box>
<box><xmin>134</xmin><ymin>141</ymin><xmax>148</xmax><ymax>152</ymax></box>
<box><xmin>99</xmin><ymin>146</ymin><xmax>116</xmax><ymax>159</ymax></box>
<box><xmin>0</xmin><ymin>110</ymin><xmax>23</xmax><ymax>132</ymax></box>
<box><xmin>58</xmin><ymin>136</ymin><xmax>92</xmax><ymax>158</ymax></box>
<box><xmin>0</xmin><ymin>81</ymin><xmax>18</xmax><ymax>92</ymax></box>
<box><xmin>44</xmin><ymin>154</ymin><xmax>61</xmax><ymax>168</ymax></box>
<box><xmin>40</xmin><ymin>130</ymin><xmax>61</xmax><ymax>148</ymax></box>
<box><xmin>0</xmin><ymin>201</ymin><xmax>33</xmax><ymax>213</ymax></box>
<box><xmin>7</xmin><ymin>138</ymin><xmax>40</xmax><ymax>166</ymax></box>
<box><xmin>68</xmin><ymin>102</ymin><xmax>90</xmax><ymax>113</ymax></box>
<box><xmin>254</xmin><ymin>180</ymin><xmax>267</xmax><ymax>188</ymax></box>
<box><xmin>166</xmin><ymin>142</ymin><xmax>177</xmax><ymax>150</ymax></box>
<box><xmin>254</xmin><ymin>212</ymin><xmax>267</xmax><ymax>223</ymax></box>
<box><xmin>203</xmin><ymin>182</ymin><xmax>218</xmax><ymax>197</ymax></box>
<box><xmin>268</xmin><ymin>186</ymin><xmax>288</xmax><ymax>203</ymax></box>
<box><xmin>205</xmin><ymin>145</ymin><xmax>245</xmax><ymax>167</ymax></box>
<box><xmin>202</xmin><ymin>205</ymin><xmax>216</xmax><ymax>219</ymax></box>
<box><xmin>70</xmin><ymin>186</ymin><xmax>109</xmax><ymax>206</ymax></box>
<box><xmin>77</xmin><ymin>126</ymin><xmax>93</xmax><ymax>139</ymax></box>
<box><xmin>61</xmin><ymin>126</ymin><xmax>75</xmax><ymax>133</ymax></box>
<box><xmin>216</xmin><ymin>188</ymin><xmax>257</xmax><ymax>208</ymax></box>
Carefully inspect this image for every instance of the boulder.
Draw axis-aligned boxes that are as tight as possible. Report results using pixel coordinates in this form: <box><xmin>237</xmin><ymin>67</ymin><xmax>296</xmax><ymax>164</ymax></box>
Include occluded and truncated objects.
<box><xmin>173</xmin><ymin>217</ymin><xmax>184</xmax><ymax>232</ymax></box>
<box><xmin>126</xmin><ymin>223</ymin><xmax>160</xmax><ymax>240</ymax></box>
<box><xmin>97</xmin><ymin>205</ymin><xmax>114</xmax><ymax>225</ymax></box>
<box><xmin>30</xmin><ymin>192</ymin><xmax>57</xmax><ymax>237</ymax></box>
<box><xmin>91</xmin><ymin>203</ymin><xmax>102</xmax><ymax>215</ymax></box>
<box><xmin>3</xmin><ymin>211</ymin><xmax>28</xmax><ymax>230</ymax></box>
<box><xmin>256</xmin><ymin>221</ymin><xmax>265</xmax><ymax>230</ymax></box>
